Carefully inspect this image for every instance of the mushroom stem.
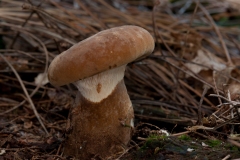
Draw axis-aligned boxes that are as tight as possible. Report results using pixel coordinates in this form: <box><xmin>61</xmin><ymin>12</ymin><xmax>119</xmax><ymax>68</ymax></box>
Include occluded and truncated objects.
<box><xmin>63</xmin><ymin>65</ymin><xmax>134</xmax><ymax>159</ymax></box>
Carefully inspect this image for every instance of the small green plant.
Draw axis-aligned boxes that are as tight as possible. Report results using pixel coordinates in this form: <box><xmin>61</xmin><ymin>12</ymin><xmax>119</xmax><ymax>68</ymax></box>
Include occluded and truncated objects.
<box><xmin>178</xmin><ymin>134</ymin><xmax>191</xmax><ymax>141</ymax></box>
<box><xmin>140</xmin><ymin>134</ymin><xmax>166</xmax><ymax>151</ymax></box>
<box><xmin>225</xmin><ymin>144</ymin><xmax>239</xmax><ymax>151</ymax></box>
<box><xmin>147</xmin><ymin>134</ymin><xmax>167</xmax><ymax>141</ymax></box>
<box><xmin>206</xmin><ymin>139</ymin><xmax>221</xmax><ymax>147</ymax></box>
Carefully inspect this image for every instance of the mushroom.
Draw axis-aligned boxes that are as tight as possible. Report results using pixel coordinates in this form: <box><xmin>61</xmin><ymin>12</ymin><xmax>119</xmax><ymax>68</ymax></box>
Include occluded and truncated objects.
<box><xmin>48</xmin><ymin>25</ymin><xmax>154</xmax><ymax>159</ymax></box>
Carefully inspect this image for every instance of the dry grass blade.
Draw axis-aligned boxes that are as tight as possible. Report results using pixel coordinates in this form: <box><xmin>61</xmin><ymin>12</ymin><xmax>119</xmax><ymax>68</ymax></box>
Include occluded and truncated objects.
<box><xmin>197</xmin><ymin>2</ymin><xmax>232</xmax><ymax>66</ymax></box>
<box><xmin>0</xmin><ymin>54</ymin><xmax>49</xmax><ymax>135</ymax></box>
<box><xmin>0</xmin><ymin>0</ymin><xmax>240</xmax><ymax>159</ymax></box>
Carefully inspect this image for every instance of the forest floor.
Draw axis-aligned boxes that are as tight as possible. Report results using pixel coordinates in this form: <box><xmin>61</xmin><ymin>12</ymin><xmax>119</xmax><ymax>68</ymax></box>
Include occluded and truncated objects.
<box><xmin>1</xmin><ymin>0</ymin><xmax>240</xmax><ymax>159</ymax></box>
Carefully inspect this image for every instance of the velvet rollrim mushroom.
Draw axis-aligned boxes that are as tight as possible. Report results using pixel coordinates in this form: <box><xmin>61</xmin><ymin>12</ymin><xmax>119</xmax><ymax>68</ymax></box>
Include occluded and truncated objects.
<box><xmin>48</xmin><ymin>25</ymin><xmax>155</xmax><ymax>159</ymax></box>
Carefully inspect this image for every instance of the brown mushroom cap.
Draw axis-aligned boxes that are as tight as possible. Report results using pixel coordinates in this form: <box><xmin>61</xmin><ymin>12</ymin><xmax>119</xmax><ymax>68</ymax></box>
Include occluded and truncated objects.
<box><xmin>48</xmin><ymin>25</ymin><xmax>155</xmax><ymax>86</ymax></box>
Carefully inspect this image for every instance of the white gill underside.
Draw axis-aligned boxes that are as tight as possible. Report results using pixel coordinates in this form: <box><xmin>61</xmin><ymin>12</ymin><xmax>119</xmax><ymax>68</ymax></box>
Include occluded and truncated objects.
<box><xmin>74</xmin><ymin>65</ymin><xmax>126</xmax><ymax>103</ymax></box>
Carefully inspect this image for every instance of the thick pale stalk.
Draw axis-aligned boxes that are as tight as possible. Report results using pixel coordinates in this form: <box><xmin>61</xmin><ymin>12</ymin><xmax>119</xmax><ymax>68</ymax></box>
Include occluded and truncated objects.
<box><xmin>64</xmin><ymin>80</ymin><xmax>133</xmax><ymax>158</ymax></box>
<box><xmin>63</xmin><ymin>66</ymin><xmax>134</xmax><ymax>159</ymax></box>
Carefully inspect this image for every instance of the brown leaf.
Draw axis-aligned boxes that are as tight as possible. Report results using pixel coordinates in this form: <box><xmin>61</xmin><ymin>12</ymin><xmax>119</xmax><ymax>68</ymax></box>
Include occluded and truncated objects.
<box><xmin>24</xmin><ymin>121</ymin><xmax>33</xmax><ymax>129</ymax></box>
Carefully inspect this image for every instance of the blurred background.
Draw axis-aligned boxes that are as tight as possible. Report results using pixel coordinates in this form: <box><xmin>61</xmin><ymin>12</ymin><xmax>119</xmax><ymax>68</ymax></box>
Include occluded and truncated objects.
<box><xmin>1</xmin><ymin>0</ymin><xmax>240</xmax><ymax>159</ymax></box>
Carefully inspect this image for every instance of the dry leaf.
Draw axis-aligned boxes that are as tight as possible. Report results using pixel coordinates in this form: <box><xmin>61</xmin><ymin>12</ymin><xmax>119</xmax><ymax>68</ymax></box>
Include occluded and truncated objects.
<box><xmin>185</xmin><ymin>50</ymin><xmax>233</xmax><ymax>90</ymax></box>
<box><xmin>34</xmin><ymin>73</ymin><xmax>49</xmax><ymax>86</ymax></box>
<box><xmin>24</xmin><ymin>121</ymin><xmax>33</xmax><ymax>129</ymax></box>
<box><xmin>185</xmin><ymin>50</ymin><xmax>226</xmax><ymax>75</ymax></box>
<box><xmin>214</xmin><ymin>67</ymin><xmax>234</xmax><ymax>89</ymax></box>
<box><xmin>15</xmin><ymin>59</ymin><xmax>29</xmax><ymax>71</ymax></box>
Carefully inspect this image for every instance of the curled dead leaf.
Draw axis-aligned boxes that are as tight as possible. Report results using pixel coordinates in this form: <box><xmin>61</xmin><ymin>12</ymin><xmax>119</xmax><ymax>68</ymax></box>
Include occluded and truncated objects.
<box><xmin>24</xmin><ymin>121</ymin><xmax>33</xmax><ymax>129</ymax></box>
<box><xmin>185</xmin><ymin>50</ymin><xmax>226</xmax><ymax>76</ymax></box>
<box><xmin>34</xmin><ymin>73</ymin><xmax>49</xmax><ymax>86</ymax></box>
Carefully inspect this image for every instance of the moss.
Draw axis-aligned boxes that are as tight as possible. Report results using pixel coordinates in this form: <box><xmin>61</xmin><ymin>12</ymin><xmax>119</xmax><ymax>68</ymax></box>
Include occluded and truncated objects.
<box><xmin>225</xmin><ymin>144</ymin><xmax>240</xmax><ymax>152</ymax></box>
<box><xmin>206</xmin><ymin>139</ymin><xmax>222</xmax><ymax>147</ymax></box>
<box><xmin>178</xmin><ymin>134</ymin><xmax>191</xmax><ymax>141</ymax></box>
<box><xmin>147</xmin><ymin>134</ymin><xmax>167</xmax><ymax>140</ymax></box>
<box><xmin>140</xmin><ymin>134</ymin><xmax>166</xmax><ymax>150</ymax></box>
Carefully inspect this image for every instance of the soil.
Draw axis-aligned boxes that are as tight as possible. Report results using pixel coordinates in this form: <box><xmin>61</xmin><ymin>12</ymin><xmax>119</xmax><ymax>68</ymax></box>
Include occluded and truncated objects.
<box><xmin>1</xmin><ymin>0</ymin><xmax>240</xmax><ymax>159</ymax></box>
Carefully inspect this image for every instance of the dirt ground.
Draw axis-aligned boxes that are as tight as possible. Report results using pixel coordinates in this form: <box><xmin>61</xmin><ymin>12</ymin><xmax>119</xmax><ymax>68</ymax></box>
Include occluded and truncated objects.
<box><xmin>1</xmin><ymin>0</ymin><xmax>240</xmax><ymax>159</ymax></box>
